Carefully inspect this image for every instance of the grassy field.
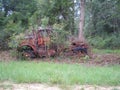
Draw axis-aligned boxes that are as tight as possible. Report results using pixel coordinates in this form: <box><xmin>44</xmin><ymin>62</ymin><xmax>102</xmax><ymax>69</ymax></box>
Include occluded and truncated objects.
<box><xmin>93</xmin><ymin>49</ymin><xmax>120</xmax><ymax>54</ymax></box>
<box><xmin>0</xmin><ymin>61</ymin><xmax>120</xmax><ymax>86</ymax></box>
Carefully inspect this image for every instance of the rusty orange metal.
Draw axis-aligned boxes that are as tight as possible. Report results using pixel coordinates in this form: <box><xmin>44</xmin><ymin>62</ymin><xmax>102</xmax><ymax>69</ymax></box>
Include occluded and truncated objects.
<box><xmin>18</xmin><ymin>28</ymin><xmax>56</xmax><ymax>58</ymax></box>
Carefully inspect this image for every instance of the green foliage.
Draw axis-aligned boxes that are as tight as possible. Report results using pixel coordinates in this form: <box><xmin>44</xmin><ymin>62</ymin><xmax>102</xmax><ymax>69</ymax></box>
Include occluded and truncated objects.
<box><xmin>52</xmin><ymin>23</ymin><xmax>69</xmax><ymax>43</ymax></box>
<box><xmin>0</xmin><ymin>61</ymin><xmax>120</xmax><ymax>85</ymax></box>
<box><xmin>0</xmin><ymin>0</ymin><xmax>37</xmax><ymax>50</ymax></box>
<box><xmin>0</xmin><ymin>0</ymin><xmax>119</xmax><ymax>50</ymax></box>
<box><xmin>36</xmin><ymin>0</ymin><xmax>75</xmax><ymax>32</ymax></box>
<box><xmin>93</xmin><ymin>49</ymin><xmax>120</xmax><ymax>54</ymax></box>
<box><xmin>8</xmin><ymin>33</ymin><xmax>25</xmax><ymax>48</ymax></box>
<box><xmin>49</xmin><ymin>23</ymin><xmax>70</xmax><ymax>51</ymax></box>
<box><xmin>41</xmin><ymin>17</ymin><xmax>49</xmax><ymax>28</ymax></box>
<box><xmin>88</xmin><ymin>34</ymin><xmax>120</xmax><ymax>49</ymax></box>
<box><xmin>85</xmin><ymin>0</ymin><xmax>120</xmax><ymax>49</ymax></box>
<box><xmin>0</xmin><ymin>0</ymin><xmax>75</xmax><ymax>50</ymax></box>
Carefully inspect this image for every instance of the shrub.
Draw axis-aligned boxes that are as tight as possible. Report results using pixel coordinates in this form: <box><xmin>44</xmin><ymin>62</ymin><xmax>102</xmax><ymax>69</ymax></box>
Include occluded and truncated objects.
<box><xmin>87</xmin><ymin>34</ymin><xmax>120</xmax><ymax>49</ymax></box>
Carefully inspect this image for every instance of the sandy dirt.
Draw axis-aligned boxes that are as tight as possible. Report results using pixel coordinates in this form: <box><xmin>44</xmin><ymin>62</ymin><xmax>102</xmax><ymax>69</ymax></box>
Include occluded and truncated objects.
<box><xmin>0</xmin><ymin>81</ymin><xmax>120</xmax><ymax>90</ymax></box>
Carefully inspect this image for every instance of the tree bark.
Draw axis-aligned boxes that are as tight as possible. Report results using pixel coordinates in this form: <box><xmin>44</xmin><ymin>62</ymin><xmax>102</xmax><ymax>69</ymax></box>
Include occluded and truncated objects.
<box><xmin>79</xmin><ymin>0</ymin><xmax>85</xmax><ymax>42</ymax></box>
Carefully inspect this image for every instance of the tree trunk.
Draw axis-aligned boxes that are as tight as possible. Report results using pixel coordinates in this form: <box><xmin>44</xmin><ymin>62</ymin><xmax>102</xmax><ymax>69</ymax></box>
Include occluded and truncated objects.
<box><xmin>79</xmin><ymin>0</ymin><xmax>85</xmax><ymax>42</ymax></box>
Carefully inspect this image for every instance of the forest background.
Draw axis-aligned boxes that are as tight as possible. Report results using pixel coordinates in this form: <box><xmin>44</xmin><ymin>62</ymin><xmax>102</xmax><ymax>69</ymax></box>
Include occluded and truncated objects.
<box><xmin>0</xmin><ymin>0</ymin><xmax>120</xmax><ymax>50</ymax></box>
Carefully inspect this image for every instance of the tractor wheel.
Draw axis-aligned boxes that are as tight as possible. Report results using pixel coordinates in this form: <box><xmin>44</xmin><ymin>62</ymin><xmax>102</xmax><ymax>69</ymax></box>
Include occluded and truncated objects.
<box><xmin>17</xmin><ymin>46</ymin><xmax>36</xmax><ymax>59</ymax></box>
<box><xmin>22</xmin><ymin>50</ymin><xmax>36</xmax><ymax>59</ymax></box>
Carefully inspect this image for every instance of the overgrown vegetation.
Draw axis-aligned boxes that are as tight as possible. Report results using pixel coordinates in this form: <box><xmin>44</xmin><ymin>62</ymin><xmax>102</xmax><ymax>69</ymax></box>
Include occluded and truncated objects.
<box><xmin>0</xmin><ymin>0</ymin><xmax>120</xmax><ymax>50</ymax></box>
<box><xmin>84</xmin><ymin>0</ymin><xmax>120</xmax><ymax>49</ymax></box>
<box><xmin>93</xmin><ymin>49</ymin><xmax>120</xmax><ymax>54</ymax></box>
<box><xmin>0</xmin><ymin>61</ymin><xmax>120</xmax><ymax>85</ymax></box>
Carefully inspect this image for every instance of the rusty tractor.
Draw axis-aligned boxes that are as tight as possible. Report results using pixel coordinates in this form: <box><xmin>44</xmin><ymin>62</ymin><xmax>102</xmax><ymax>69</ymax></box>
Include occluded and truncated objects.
<box><xmin>17</xmin><ymin>28</ymin><xmax>89</xmax><ymax>58</ymax></box>
<box><xmin>17</xmin><ymin>28</ymin><xmax>57</xmax><ymax>58</ymax></box>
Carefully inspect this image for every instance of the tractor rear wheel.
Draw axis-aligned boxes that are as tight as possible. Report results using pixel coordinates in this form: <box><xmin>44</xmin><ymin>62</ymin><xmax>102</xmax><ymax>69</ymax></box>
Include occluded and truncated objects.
<box><xmin>22</xmin><ymin>50</ymin><xmax>36</xmax><ymax>59</ymax></box>
<box><xmin>17</xmin><ymin>46</ymin><xmax>36</xmax><ymax>59</ymax></box>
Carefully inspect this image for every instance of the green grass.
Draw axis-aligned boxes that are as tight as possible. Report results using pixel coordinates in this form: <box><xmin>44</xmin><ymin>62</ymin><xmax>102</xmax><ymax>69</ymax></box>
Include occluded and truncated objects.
<box><xmin>93</xmin><ymin>49</ymin><xmax>120</xmax><ymax>54</ymax></box>
<box><xmin>0</xmin><ymin>61</ymin><xmax>120</xmax><ymax>86</ymax></box>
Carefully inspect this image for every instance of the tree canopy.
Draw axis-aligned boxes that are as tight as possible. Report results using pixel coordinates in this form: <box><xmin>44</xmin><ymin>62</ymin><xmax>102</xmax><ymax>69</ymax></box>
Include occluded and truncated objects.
<box><xmin>0</xmin><ymin>0</ymin><xmax>120</xmax><ymax>50</ymax></box>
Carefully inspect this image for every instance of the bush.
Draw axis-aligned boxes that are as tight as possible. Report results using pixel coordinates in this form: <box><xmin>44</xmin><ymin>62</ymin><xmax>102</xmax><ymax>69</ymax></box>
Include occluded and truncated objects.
<box><xmin>8</xmin><ymin>33</ymin><xmax>25</xmax><ymax>49</ymax></box>
<box><xmin>87</xmin><ymin>34</ymin><xmax>120</xmax><ymax>49</ymax></box>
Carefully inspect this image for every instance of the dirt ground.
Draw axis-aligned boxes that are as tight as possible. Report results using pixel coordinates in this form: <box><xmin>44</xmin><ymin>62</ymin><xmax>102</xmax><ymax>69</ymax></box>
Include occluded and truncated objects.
<box><xmin>0</xmin><ymin>50</ymin><xmax>120</xmax><ymax>66</ymax></box>
<box><xmin>0</xmin><ymin>81</ymin><xmax>120</xmax><ymax>90</ymax></box>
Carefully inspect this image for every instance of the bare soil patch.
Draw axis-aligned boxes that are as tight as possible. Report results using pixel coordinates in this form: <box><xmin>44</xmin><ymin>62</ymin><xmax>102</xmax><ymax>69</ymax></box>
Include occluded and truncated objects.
<box><xmin>32</xmin><ymin>53</ymin><xmax>120</xmax><ymax>66</ymax></box>
<box><xmin>0</xmin><ymin>51</ymin><xmax>16</xmax><ymax>61</ymax></box>
<box><xmin>0</xmin><ymin>81</ymin><xmax>120</xmax><ymax>90</ymax></box>
<box><xmin>0</xmin><ymin>51</ymin><xmax>120</xmax><ymax>66</ymax></box>
<box><xmin>86</xmin><ymin>53</ymin><xmax>120</xmax><ymax>66</ymax></box>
